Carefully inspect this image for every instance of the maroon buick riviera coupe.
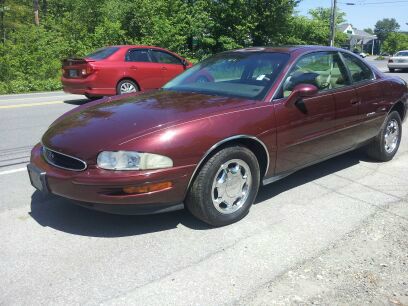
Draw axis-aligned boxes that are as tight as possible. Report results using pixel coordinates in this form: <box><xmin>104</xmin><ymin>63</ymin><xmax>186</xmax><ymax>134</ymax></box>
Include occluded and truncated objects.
<box><xmin>28</xmin><ymin>46</ymin><xmax>408</xmax><ymax>226</ymax></box>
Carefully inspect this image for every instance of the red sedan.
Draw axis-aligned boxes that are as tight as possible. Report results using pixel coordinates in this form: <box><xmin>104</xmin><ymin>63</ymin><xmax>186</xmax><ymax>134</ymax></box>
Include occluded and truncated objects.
<box><xmin>30</xmin><ymin>46</ymin><xmax>408</xmax><ymax>226</ymax></box>
<box><xmin>61</xmin><ymin>45</ymin><xmax>192</xmax><ymax>99</ymax></box>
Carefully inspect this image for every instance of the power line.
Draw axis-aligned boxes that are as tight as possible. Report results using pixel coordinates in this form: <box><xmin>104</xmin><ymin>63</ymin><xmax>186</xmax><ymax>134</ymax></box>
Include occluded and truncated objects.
<box><xmin>339</xmin><ymin>0</ymin><xmax>408</xmax><ymax>4</ymax></box>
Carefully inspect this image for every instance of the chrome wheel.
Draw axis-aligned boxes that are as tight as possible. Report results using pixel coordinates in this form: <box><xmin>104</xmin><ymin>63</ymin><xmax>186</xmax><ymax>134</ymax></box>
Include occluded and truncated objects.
<box><xmin>211</xmin><ymin>159</ymin><xmax>252</xmax><ymax>214</ymax></box>
<box><xmin>384</xmin><ymin>119</ymin><xmax>399</xmax><ymax>153</ymax></box>
<box><xmin>119</xmin><ymin>82</ymin><xmax>137</xmax><ymax>94</ymax></box>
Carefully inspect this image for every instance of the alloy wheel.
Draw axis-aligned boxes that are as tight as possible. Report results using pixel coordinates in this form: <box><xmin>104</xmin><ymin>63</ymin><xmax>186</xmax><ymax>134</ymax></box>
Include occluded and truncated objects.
<box><xmin>384</xmin><ymin>119</ymin><xmax>399</xmax><ymax>154</ymax></box>
<box><xmin>119</xmin><ymin>82</ymin><xmax>137</xmax><ymax>94</ymax></box>
<box><xmin>211</xmin><ymin>159</ymin><xmax>252</xmax><ymax>214</ymax></box>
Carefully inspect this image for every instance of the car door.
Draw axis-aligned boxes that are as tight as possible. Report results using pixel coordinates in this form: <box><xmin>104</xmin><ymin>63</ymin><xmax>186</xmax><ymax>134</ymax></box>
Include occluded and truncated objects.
<box><xmin>273</xmin><ymin>52</ymin><xmax>340</xmax><ymax>174</ymax></box>
<box><xmin>124</xmin><ymin>48</ymin><xmax>163</xmax><ymax>90</ymax></box>
<box><xmin>326</xmin><ymin>52</ymin><xmax>361</xmax><ymax>149</ymax></box>
<box><xmin>150</xmin><ymin>50</ymin><xmax>185</xmax><ymax>85</ymax></box>
<box><xmin>341</xmin><ymin>53</ymin><xmax>388</xmax><ymax>142</ymax></box>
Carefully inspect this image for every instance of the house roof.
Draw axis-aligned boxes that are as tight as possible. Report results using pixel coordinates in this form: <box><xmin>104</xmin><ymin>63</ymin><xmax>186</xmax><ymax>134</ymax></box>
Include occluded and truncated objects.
<box><xmin>338</xmin><ymin>23</ymin><xmax>377</xmax><ymax>39</ymax></box>
<box><xmin>338</xmin><ymin>24</ymin><xmax>349</xmax><ymax>32</ymax></box>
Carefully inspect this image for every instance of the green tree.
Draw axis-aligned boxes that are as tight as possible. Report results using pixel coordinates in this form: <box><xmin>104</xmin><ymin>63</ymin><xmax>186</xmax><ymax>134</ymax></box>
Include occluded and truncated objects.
<box><xmin>286</xmin><ymin>7</ymin><xmax>347</xmax><ymax>46</ymax></box>
<box><xmin>383</xmin><ymin>32</ymin><xmax>408</xmax><ymax>54</ymax></box>
<box><xmin>374</xmin><ymin>18</ymin><xmax>400</xmax><ymax>42</ymax></box>
<box><xmin>1</xmin><ymin>0</ymin><xmax>331</xmax><ymax>94</ymax></box>
<box><xmin>309</xmin><ymin>7</ymin><xmax>346</xmax><ymax>25</ymax></box>
<box><xmin>364</xmin><ymin>28</ymin><xmax>374</xmax><ymax>35</ymax></box>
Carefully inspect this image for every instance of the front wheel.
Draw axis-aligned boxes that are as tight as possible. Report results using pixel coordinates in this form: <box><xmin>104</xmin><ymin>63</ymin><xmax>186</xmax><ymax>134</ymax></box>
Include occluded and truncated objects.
<box><xmin>185</xmin><ymin>146</ymin><xmax>260</xmax><ymax>227</ymax></box>
<box><xmin>389</xmin><ymin>68</ymin><xmax>395</xmax><ymax>73</ymax></box>
<box><xmin>365</xmin><ymin>111</ymin><xmax>402</xmax><ymax>162</ymax></box>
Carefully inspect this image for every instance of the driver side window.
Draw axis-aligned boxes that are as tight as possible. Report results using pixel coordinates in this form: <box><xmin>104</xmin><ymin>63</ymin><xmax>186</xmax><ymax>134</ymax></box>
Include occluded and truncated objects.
<box><xmin>282</xmin><ymin>52</ymin><xmax>349</xmax><ymax>98</ymax></box>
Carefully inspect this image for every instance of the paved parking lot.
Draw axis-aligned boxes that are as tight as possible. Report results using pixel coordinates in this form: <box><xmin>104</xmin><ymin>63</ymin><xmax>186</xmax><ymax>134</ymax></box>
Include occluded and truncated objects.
<box><xmin>0</xmin><ymin>61</ymin><xmax>407</xmax><ymax>305</ymax></box>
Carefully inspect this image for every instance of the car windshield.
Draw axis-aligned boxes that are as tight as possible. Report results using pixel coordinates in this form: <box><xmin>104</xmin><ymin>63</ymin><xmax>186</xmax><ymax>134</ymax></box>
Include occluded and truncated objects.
<box><xmin>163</xmin><ymin>51</ymin><xmax>290</xmax><ymax>100</ymax></box>
<box><xmin>86</xmin><ymin>47</ymin><xmax>119</xmax><ymax>60</ymax></box>
<box><xmin>396</xmin><ymin>51</ymin><xmax>408</xmax><ymax>57</ymax></box>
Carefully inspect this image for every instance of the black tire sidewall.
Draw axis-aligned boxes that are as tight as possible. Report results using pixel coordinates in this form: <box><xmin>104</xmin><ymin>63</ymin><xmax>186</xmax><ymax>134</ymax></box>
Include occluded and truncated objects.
<box><xmin>196</xmin><ymin>147</ymin><xmax>260</xmax><ymax>226</ymax></box>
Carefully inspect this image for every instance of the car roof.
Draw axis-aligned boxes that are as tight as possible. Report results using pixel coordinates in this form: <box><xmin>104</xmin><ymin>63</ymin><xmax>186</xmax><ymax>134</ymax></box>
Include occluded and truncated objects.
<box><xmin>230</xmin><ymin>45</ymin><xmax>347</xmax><ymax>54</ymax></box>
<box><xmin>110</xmin><ymin>45</ymin><xmax>168</xmax><ymax>50</ymax></box>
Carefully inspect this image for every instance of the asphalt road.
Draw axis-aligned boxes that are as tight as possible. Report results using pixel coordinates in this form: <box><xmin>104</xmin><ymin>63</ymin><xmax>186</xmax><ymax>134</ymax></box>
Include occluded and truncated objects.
<box><xmin>1</xmin><ymin>62</ymin><xmax>407</xmax><ymax>305</ymax></box>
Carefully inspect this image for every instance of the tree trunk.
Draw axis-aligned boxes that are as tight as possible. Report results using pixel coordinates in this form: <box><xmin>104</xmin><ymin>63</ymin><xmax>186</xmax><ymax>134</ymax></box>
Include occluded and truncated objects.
<box><xmin>33</xmin><ymin>0</ymin><xmax>39</xmax><ymax>26</ymax></box>
<box><xmin>0</xmin><ymin>0</ymin><xmax>5</xmax><ymax>43</ymax></box>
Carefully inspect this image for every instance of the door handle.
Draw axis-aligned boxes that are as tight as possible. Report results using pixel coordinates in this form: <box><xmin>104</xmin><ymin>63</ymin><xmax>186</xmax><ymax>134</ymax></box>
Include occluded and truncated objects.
<box><xmin>350</xmin><ymin>98</ymin><xmax>361</xmax><ymax>105</ymax></box>
<box><xmin>161</xmin><ymin>67</ymin><xmax>167</xmax><ymax>71</ymax></box>
<box><xmin>130</xmin><ymin>66</ymin><xmax>138</xmax><ymax>70</ymax></box>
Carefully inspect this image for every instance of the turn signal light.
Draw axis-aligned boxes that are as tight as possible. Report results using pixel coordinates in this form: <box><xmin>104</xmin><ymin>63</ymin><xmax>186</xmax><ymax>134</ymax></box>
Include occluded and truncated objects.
<box><xmin>123</xmin><ymin>182</ymin><xmax>172</xmax><ymax>194</ymax></box>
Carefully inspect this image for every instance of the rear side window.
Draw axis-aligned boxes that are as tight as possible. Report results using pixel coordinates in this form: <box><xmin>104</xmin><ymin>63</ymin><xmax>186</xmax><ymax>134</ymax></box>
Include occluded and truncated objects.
<box><xmin>342</xmin><ymin>53</ymin><xmax>374</xmax><ymax>83</ymax></box>
<box><xmin>151</xmin><ymin>50</ymin><xmax>182</xmax><ymax>65</ymax></box>
<box><xmin>126</xmin><ymin>49</ymin><xmax>151</xmax><ymax>62</ymax></box>
<box><xmin>86</xmin><ymin>47</ymin><xmax>119</xmax><ymax>60</ymax></box>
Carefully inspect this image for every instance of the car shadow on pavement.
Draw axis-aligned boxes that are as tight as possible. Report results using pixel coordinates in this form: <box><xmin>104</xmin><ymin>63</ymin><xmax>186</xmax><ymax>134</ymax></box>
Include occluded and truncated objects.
<box><xmin>63</xmin><ymin>98</ymin><xmax>90</xmax><ymax>105</ymax></box>
<box><xmin>255</xmin><ymin>149</ymin><xmax>369</xmax><ymax>204</ymax></box>
<box><xmin>29</xmin><ymin>193</ymin><xmax>210</xmax><ymax>237</ymax></box>
<box><xmin>29</xmin><ymin>149</ymin><xmax>373</xmax><ymax>237</ymax></box>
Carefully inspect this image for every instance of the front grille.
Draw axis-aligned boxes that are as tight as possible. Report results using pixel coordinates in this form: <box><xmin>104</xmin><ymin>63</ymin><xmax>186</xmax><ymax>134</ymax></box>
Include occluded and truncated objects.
<box><xmin>42</xmin><ymin>146</ymin><xmax>87</xmax><ymax>171</ymax></box>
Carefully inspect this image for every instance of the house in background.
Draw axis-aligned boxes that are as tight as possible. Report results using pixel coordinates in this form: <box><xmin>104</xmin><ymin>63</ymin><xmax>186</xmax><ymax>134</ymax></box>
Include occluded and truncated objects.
<box><xmin>338</xmin><ymin>24</ymin><xmax>379</xmax><ymax>55</ymax></box>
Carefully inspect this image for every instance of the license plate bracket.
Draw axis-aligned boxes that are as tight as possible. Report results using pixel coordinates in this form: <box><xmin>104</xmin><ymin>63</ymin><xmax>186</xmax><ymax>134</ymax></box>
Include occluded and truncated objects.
<box><xmin>27</xmin><ymin>164</ymin><xmax>49</xmax><ymax>193</ymax></box>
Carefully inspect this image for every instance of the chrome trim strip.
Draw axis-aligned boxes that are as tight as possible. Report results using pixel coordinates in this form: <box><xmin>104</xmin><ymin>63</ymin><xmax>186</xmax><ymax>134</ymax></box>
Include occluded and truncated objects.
<box><xmin>262</xmin><ymin>173</ymin><xmax>292</xmax><ymax>186</ymax></box>
<box><xmin>185</xmin><ymin>135</ymin><xmax>270</xmax><ymax>193</ymax></box>
<box><xmin>42</xmin><ymin>146</ymin><xmax>87</xmax><ymax>171</ymax></box>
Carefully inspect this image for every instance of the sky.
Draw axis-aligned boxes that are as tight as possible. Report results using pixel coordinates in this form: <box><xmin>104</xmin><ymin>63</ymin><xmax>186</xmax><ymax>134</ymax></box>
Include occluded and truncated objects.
<box><xmin>296</xmin><ymin>0</ymin><xmax>408</xmax><ymax>32</ymax></box>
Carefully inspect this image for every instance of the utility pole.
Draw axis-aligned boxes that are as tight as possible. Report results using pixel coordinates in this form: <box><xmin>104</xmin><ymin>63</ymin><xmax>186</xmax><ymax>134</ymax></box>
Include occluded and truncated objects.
<box><xmin>329</xmin><ymin>0</ymin><xmax>337</xmax><ymax>46</ymax></box>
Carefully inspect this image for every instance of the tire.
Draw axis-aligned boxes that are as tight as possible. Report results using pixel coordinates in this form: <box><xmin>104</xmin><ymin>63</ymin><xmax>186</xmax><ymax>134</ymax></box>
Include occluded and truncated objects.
<box><xmin>365</xmin><ymin>111</ymin><xmax>402</xmax><ymax>162</ymax></box>
<box><xmin>389</xmin><ymin>68</ymin><xmax>395</xmax><ymax>73</ymax></box>
<box><xmin>116</xmin><ymin>79</ymin><xmax>138</xmax><ymax>95</ymax></box>
<box><xmin>185</xmin><ymin>146</ymin><xmax>260</xmax><ymax>227</ymax></box>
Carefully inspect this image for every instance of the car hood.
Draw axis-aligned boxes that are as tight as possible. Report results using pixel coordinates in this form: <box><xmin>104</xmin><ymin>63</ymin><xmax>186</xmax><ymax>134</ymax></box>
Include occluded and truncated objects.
<box><xmin>42</xmin><ymin>90</ymin><xmax>254</xmax><ymax>161</ymax></box>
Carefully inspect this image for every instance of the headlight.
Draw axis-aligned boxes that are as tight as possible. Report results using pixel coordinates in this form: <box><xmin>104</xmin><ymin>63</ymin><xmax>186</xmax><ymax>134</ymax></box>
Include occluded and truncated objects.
<box><xmin>97</xmin><ymin>151</ymin><xmax>173</xmax><ymax>170</ymax></box>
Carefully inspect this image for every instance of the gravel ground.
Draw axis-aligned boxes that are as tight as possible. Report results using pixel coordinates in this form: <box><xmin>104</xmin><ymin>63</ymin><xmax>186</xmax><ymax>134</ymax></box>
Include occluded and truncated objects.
<box><xmin>239</xmin><ymin>199</ymin><xmax>408</xmax><ymax>305</ymax></box>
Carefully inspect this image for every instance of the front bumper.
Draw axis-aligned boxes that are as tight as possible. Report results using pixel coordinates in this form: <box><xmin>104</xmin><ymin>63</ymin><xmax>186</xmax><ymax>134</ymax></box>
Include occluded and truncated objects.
<box><xmin>388</xmin><ymin>63</ymin><xmax>408</xmax><ymax>69</ymax></box>
<box><xmin>29</xmin><ymin>144</ymin><xmax>195</xmax><ymax>214</ymax></box>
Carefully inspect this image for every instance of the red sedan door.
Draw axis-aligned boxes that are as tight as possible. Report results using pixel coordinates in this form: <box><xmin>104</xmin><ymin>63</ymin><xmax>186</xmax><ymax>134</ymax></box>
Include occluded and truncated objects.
<box><xmin>123</xmin><ymin>48</ymin><xmax>163</xmax><ymax>90</ymax></box>
<box><xmin>273</xmin><ymin>52</ymin><xmax>342</xmax><ymax>174</ymax></box>
<box><xmin>150</xmin><ymin>49</ymin><xmax>186</xmax><ymax>85</ymax></box>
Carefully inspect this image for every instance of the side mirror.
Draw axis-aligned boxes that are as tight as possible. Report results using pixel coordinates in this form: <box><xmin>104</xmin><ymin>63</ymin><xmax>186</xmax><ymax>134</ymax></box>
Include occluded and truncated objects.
<box><xmin>285</xmin><ymin>83</ymin><xmax>318</xmax><ymax>107</ymax></box>
<box><xmin>182</xmin><ymin>59</ymin><xmax>188</xmax><ymax>67</ymax></box>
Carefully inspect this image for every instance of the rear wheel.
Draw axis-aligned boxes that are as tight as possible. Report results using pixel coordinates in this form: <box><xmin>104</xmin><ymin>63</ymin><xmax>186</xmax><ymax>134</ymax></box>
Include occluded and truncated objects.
<box><xmin>365</xmin><ymin>111</ymin><xmax>402</xmax><ymax>162</ymax></box>
<box><xmin>116</xmin><ymin>79</ymin><xmax>138</xmax><ymax>95</ymax></box>
<box><xmin>185</xmin><ymin>146</ymin><xmax>260</xmax><ymax>227</ymax></box>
